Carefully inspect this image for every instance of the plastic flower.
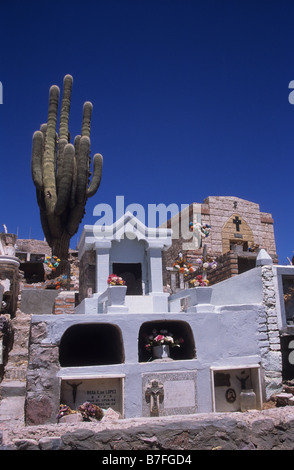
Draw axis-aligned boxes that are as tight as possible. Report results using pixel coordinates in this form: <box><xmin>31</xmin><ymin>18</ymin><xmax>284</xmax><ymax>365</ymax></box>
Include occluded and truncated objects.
<box><xmin>144</xmin><ymin>330</ymin><xmax>183</xmax><ymax>349</ymax></box>
<box><xmin>107</xmin><ymin>274</ymin><xmax>126</xmax><ymax>286</ymax></box>
<box><xmin>164</xmin><ymin>336</ymin><xmax>174</xmax><ymax>343</ymax></box>
<box><xmin>154</xmin><ymin>334</ymin><xmax>165</xmax><ymax>343</ymax></box>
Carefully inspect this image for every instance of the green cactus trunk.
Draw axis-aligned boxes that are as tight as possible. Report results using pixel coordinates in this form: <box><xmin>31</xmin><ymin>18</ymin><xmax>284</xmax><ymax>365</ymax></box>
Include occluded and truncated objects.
<box><xmin>31</xmin><ymin>75</ymin><xmax>103</xmax><ymax>276</ymax></box>
<box><xmin>51</xmin><ymin>233</ymin><xmax>71</xmax><ymax>276</ymax></box>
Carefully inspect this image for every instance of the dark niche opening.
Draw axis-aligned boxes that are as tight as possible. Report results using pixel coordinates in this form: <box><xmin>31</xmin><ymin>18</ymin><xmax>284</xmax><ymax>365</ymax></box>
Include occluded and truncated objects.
<box><xmin>19</xmin><ymin>262</ymin><xmax>45</xmax><ymax>283</ymax></box>
<box><xmin>138</xmin><ymin>320</ymin><xmax>196</xmax><ymax>362</ymax></box>
<box><xmin>112</xmin><ymin>262</ymin><xmax>142</xmax><ymax>295</ymax></box>
<box><xmin>282</xmin><ymin>275</ymin><xmax>294</xmax><ymax>323</ymax></box>
<box><xmin>59</xmin><ymin>323</ymin><xmax>125</xmax><ymax>367</ymax></box>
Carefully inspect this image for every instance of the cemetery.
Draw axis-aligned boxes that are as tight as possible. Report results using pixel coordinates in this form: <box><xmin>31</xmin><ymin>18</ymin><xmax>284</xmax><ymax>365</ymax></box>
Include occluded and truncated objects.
<box><xmin>1</xmin><ymin>206</ymin><xmax>294</xmax><ymax>428</ymax></box>
<box><xmin>1</xmin><ymin>75</ymin><xmax>294</xmax><ymax>449</ymax></box>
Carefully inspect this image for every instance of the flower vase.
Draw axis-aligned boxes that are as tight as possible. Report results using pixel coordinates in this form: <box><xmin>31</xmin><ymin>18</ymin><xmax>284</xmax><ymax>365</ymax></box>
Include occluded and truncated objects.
<box><xmin>152</xmin><ymin>344</ymin><xmax>170</xmax><ymax>360</ymax></box>
<box><xmin>107</xmin><ymin>285</ymin><xmax>127</xmax><ymax>306</ymax></box>
<box><xmin>240</xmin><ymin>389</ymin><xmax>257</xmax><ymax>412</ymax></box>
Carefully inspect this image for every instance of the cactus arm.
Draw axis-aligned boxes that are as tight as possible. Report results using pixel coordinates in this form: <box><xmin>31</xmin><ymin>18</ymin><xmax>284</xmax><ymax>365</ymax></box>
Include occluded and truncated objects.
<box><xmin>70</xmin><ymin>135</ymin><xmax>80</xmax><ymax>208</ymax></box>
<box><xmin>75</xmin><ymin>135</ymin><xmax>90</xmax><ymax>203</ymax></box>
<box><xmin>31</xmin><ymin>130</ymin><xmax>44</xmax><ymax>190</ymax></box>
<box><xmin>54</xmin><ymin>143</ymin><xmax>75</xmax><ymax>216</ymax></box>
<box><xmin>56</xmin><ymin>138</ymin><xmax>67</xmax><ymax>188</ymax></box>
<box><xmin>66</xmin><ymin>135</ymin><xmax>90</xmax><ymax>235</ymax></box>
<box><xmin>87</xmin><ymin>153</ymin><xmax>103</xmax><ymax>197</ymax></box>
<box><xmin>43</xmin><ymin>85</ymin><xmax>59</xmax><ymax>214</ymax></box>
<box><xmin>56</xmin><ymin>75</ymin><xmax>72</xmax><ymax>187</ymax></box>
<box><xmin>81</xmin><ymin>101</ymin><xmax>93</xmax><ymax>137</ymax></box>
<box><xmin>59</xmin><ymin>75</ymin><xmax>73</xmax><ymax>140</ymax></box>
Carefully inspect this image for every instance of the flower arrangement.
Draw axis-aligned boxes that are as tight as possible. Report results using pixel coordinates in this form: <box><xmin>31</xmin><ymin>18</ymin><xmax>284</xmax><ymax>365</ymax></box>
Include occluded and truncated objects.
<box><xmin>173</xmin><ymin>254</ymin><xmax>195</xmax><ymax>276</ymax></box>
<box><xmin>172</xmin><ymin>253</ymin><xmax>217</xmax><ymax>276</ymax></box>
<box><xmin>189</xmin><ymin>275</ymin><xmax>209</xmax><ymax>287</ymax></box>
<box><xmin>194</xmin><ymin>256</ymin><xmax>217</xmax><ymax>272</ymax></box>
<box><xmin>143</xmin><ymin>329</ymin><xmax>184</xmax><ymax>351</ymax></box>
<box><xmin>57</xmin><ymin>402</ymin><xmax>104</xmax><ymax>422</ymax></box>
<box><xmin>171</xmin><ymin>252</ymin><xmax>217</xmax><ymax>289</ymax></box>
<box><xmin>78</xmin><ymin>401</ymin><xmax>104</xmax><ymax>421</ymax></box>
<box><xmin>45</xmin><ymin>275</ymin><xmax>70</xmax><ymax>290</ymax></box>
<box><xmin>107</xmin><ymin>274</ymin><xmax>126</xmax><ymax>286</ymax></box>
<box><xmin>44</xmin><ymin>255</ymin><xmax>60</xmax><ymax>271</ymax></box>
<box><xmin>189</xmin><ymin>222</ymin><xmax>211</xmax><ymax>239</ymax></box>
<box><xmin>57</xmin><ymin>404</ymin><xmax>76</xmax><ymax>420</ymax></box>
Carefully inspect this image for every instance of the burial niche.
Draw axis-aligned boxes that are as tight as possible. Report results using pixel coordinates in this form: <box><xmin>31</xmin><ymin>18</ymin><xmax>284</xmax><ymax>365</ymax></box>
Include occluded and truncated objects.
<box><xmin>112</xmin><ymin>262</ymin><xmax>143</xmax><ymax>295</ymax></box>
<box><xmin>138</xmin><ymin>320</ymin><xmax>196</xmax><ymax>362</ymax></box>
<box><xmin>59</xmin><ymin>323</ymin><xmax>124</xmax><ymax>367</ymax></box>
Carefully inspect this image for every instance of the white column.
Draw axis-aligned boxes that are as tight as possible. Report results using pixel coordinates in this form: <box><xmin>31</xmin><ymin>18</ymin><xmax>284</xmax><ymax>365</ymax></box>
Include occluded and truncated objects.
<box><xmin>94</xmin><ymin>240</ymin><xmax>112</xmax><ymax>294</ymax></box>
<box><xmin>147</xmin><ymin>246</ymin><xmax>164</xmax><ymax>294</ymax></box>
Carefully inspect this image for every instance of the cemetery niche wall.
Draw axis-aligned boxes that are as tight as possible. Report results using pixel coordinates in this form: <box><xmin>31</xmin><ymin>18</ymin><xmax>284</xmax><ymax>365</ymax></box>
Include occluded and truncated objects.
<box><xmin>24</xmin><ymin>212</ymin><xmax>290</xmax><ymax>425</ymax></box>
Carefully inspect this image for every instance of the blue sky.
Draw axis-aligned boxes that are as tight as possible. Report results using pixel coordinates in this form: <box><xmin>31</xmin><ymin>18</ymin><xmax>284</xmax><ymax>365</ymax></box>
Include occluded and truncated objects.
<box><xmin>0</xmin><ymin>0</ymin><xmax>294</xmax><ymax>263</ymax></box>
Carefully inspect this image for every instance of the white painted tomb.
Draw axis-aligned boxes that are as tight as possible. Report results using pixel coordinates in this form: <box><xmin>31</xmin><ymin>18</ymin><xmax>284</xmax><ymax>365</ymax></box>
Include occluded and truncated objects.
<box><xmin>25</xmin><ymin>212</ymin><xmax>294</xmax><ymax>424</ymax></box>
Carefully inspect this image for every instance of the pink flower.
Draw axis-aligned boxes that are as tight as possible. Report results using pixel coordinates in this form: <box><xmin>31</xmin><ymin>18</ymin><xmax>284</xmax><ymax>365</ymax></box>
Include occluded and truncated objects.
<box><xmin>154</xmin><ymin>335</ymin><xmax>165</xmax><ymax>342</ymax></box>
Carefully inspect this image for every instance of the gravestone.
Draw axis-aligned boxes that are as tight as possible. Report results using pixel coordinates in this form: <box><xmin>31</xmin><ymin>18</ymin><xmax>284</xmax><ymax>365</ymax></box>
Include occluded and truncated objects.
<box><xmin>60</xmin><ymin>376</ymin><xmax>124</xmax><ymax>416</ymax></box>
<box><xmin>21</xmin><ymin>289</ymin><xmax>59</xmax><ymax>314</ymax></box>
<box><xmin>142</xmin><ymin>371</ymin><xmax>197</xmax><ymax>417</ymax></box>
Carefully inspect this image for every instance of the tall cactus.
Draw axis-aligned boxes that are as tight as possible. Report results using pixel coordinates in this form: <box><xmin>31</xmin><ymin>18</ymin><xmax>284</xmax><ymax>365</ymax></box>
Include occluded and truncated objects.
<box><xmin>31</xmin><ymin>74</ymin><xmax>103</xmax><ymax>272</ymax></box>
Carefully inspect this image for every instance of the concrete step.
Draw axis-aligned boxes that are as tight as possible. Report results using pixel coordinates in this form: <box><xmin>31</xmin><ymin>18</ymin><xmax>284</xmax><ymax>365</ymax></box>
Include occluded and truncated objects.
<box><xmin>0</xmin><ymin>395</ymin><xmax>25</xmax><ymax>424</ymax></box>
<box><xmin>0</xmin><ymin>380</ymin><xmax>26</xmax><ymax>398</ymax></box>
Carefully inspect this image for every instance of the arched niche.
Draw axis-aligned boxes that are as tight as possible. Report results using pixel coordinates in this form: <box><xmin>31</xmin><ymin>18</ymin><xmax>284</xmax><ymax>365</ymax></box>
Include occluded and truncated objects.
<box><xmin>138</xmin><ymin>320</ymin><xmax>196</xmax><ymax>362</ymax></box>
<box><xmin>221</xmin><ymin>213</ymin><xmax>254</xmax><ymax>254</ymax></box>
<box><xmin>59</xmin><ymin>323</ymin><xmax>125</xmax><ymax>367</ymax></box>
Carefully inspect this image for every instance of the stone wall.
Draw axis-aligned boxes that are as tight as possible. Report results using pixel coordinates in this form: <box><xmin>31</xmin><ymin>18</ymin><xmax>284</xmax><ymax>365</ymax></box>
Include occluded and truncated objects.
<box><xmin>25</xmin><ymin>320</ymin><xmax>60</xmax><ymax>425</ymax></box>
<box><xmin>2</xmin><ymin>407</ymin><xmax>294</xmax><ymax>450</ymax></box>
<box><xmin>259</xmin><ymin>265</ymin><xmax>283</xmax><ymax>399</ymax></box>
<box><xmin>16</xmin><ymin>239</ymin><xmax>51</xmax><ymax>258</ymax></box>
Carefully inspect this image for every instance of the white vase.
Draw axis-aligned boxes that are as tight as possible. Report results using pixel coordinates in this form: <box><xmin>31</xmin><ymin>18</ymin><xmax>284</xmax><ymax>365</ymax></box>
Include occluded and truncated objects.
<box><xmin>152</xmin><ymin>344</ymin><xmax>170</xmax><ymax>359</ymax></box>
<box><xmin>107</xmin><ymin>285</ymin><xmax>127</xmax><ymax>305</ymax></box>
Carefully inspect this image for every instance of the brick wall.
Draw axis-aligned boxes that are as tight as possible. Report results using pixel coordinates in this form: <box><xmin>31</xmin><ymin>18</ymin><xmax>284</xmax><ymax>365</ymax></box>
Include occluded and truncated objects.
<box><xmin>201</xmin><ymin>196</ymin><xmax>277</xmax><ymax>257</ymax></box>
<box><xmin>53</xmin><ymin>291</ymin><xmax>77</xmax><ymax>315</ymax></box>
<box><xmin>162</xmin><ymin>196</ymin><xmax>278</xmax><ymax>285</ymax></box>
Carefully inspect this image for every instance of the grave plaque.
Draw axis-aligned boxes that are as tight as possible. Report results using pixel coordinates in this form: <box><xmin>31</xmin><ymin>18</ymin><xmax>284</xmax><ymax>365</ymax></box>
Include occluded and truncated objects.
<box><xmin>60</xmin><ymin>377</ymin><xmax>124</xmax><ymax>415</ymax></box>
<box><xmin>164</xmin><ymin>380</ymin><xmax>195</xmax><ymax>408</ymax></box>
<box><xmin>142</xmin><ymin>371</ymin><xmax>197</xmax><ymax>417</ymax></box>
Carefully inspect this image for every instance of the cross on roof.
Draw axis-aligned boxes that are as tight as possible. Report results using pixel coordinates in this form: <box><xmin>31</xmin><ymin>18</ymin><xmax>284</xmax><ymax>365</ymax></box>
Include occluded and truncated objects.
<box><xmin>233</xmin><ymin>216</ymin><xmax>242</xmax><ymax>232</ymax></box>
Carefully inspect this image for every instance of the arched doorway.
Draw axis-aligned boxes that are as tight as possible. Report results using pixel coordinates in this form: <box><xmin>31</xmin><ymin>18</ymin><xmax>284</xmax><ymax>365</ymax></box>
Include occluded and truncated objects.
<box><xmin>222</xmin><ymin>214</ymin><xmax>255</xmax><ymax>254</ymax></box>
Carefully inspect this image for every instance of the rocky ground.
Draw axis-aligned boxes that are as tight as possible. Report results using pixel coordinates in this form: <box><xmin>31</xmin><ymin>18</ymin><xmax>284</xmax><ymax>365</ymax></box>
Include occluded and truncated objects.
<box><xmin>1</xmin><ymin>406</ymin><xmax>294</xmax><ymax>450</ymax></box>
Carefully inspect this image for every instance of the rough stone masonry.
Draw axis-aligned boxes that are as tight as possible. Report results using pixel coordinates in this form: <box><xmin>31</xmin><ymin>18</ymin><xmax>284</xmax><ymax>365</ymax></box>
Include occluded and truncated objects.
<box><xmin>1</xmin><ymin>407</ymin><xmax>294</xmax><ymax>450</ymax></box>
